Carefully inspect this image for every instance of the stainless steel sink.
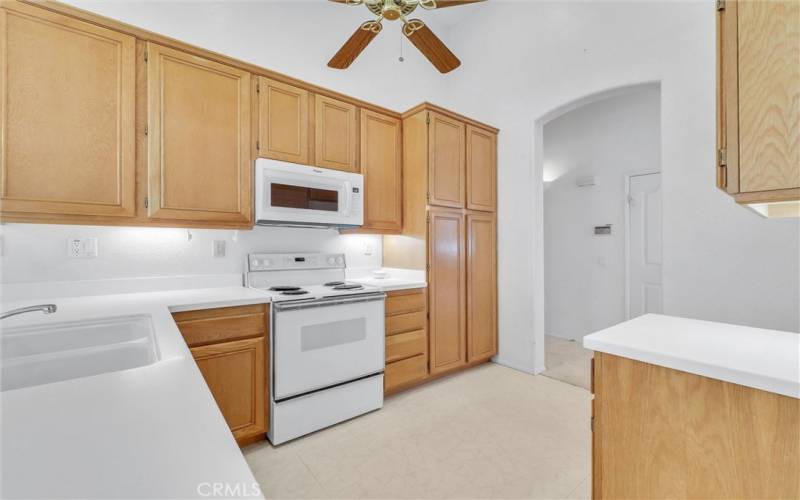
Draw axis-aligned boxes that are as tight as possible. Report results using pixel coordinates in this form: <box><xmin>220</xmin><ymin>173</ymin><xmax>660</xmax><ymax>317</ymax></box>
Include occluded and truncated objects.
<box><xmin>1</xmin><ymin>315</ymin><xmax>159</xmax><ymax>391</ymax></box>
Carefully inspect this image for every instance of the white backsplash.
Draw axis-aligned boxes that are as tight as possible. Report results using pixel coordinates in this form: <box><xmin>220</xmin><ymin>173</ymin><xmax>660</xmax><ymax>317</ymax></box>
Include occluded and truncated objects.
<box><xmin>0</xmin><ymin>223</ymin><xmax>382</xmax><ymax>285</ymax></box>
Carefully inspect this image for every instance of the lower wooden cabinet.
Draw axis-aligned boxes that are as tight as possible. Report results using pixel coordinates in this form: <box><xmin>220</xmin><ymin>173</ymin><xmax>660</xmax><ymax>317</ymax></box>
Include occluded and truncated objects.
<box><xmin>592</xmin><ymin>352</ymin><xmax>800</xmax><ymax>499</ymax></box>
<box><xmin>173</xmin><ymin>304</ymin><xmax>269</xmax><ymax>446</ymax></box>
<box><xmin>384</xmin><ymin>289</ymin><xmax>428</xmax><ymax>394</ymax></box>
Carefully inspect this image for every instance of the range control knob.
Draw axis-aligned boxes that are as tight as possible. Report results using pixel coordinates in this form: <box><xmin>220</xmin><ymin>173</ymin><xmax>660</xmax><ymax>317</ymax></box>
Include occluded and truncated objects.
<box><xmin>262</xmin><ymin>259</ymin><xmax>272</xmax><ymax>267</ymax></box>
<box><xmin>252</xmin><ymin>259</ymin><xmax>260</xmax><ymax>267</ymax></box>
<box><xmin>336</xmin><ymin>256</ymin><xmax>344</xmax><ymax>265</ymax></box>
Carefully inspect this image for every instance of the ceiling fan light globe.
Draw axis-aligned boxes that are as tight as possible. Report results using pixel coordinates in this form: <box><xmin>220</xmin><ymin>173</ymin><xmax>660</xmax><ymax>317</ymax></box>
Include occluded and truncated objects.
<box><xmin>383</xmin><ymin>5</ymin><xmax>402</xmax><ymax>20</ymax></box>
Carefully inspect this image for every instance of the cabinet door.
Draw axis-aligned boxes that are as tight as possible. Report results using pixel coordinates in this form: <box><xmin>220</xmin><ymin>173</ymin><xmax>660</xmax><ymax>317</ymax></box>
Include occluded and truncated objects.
<box><xmin>146</xmin><ymin>42</ymin><xmax>251</xmax><ymax>223</ymax></box>
<box><xmin>718</xmin><ymin>0</ymin><xmax>800</xmax><ymax>196</ymax></box>
<box><xmin>0</xmin><ymin>4</ymin><xmax>136</xmax><ymax>217</ymax></box>
<box><xmin>360</xmin><ymin>109</ymin><xmax>402</xmax><ymax>232</ymax></box>
<box><xmin>190</xmin><ymin>336</ymin><xmax>267</xmax><ymax>444</ymax></box>
<box><xmin>466</xmin><ymin>126</ymin><xmax>497</xmax><ymax>212</ymax></box>
<box><xmin>428</xmin><ymin>112</ymin><xmax>465</xmax><ymax>208</ymax></box>
<box><xmin>428</xmin><ymin>209</ymin><xmax>466</xmax><ymax>374</ymax></box>
<box><xmin>736</xmin><ymin>0</ymin><xmax>800</xmax><ymax>193</ymax></box>
<box><xmin>466</xmin><ymin>213</ymin><xmax>497</xmax><ymax>361</ymax></box>
<box><xmin>258</xmin><ymin>77</ymin><xmax>309</xmax><ymax>164</ymax></box>
<box><xmin>314</xmin><ymin>95</ymin><xmax>358</xmax><ymax>172</ymax></box>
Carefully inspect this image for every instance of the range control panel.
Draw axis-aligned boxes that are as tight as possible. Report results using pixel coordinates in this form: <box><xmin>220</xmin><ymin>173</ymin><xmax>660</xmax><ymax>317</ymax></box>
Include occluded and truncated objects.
<box><xmin>248</xmin><ymin>253</ymin><xmax>346</xmax><ymax>272</ymax></box>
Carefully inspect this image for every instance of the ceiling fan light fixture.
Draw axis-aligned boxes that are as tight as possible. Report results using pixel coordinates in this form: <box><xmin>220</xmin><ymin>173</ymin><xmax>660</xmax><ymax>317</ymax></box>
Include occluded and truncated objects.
<box><xmin>329</xmin><ymin>0</ymin><xmax>484</xmax><ymax>73</ymax></box>
<box><xmin>383</xmin><ymin>3</ymin><xmax>403</xmax><ymax>20</ymax></box>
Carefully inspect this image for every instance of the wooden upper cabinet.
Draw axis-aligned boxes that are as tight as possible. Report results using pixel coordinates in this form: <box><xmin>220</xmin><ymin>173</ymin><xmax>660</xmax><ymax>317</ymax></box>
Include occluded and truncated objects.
<box><xmin>315</xmin><ymin>95</ymin><xmax>358</xmax><ymax>172</ymax></box>
<box><xmin>466</xmin><ymin>213</ymin><xmax>497</xmax><ymax>361</ymax></box>
<box><xmin>466</xmin><ymin>126</ymin><xmax>497</xmax><ymax>212</ymax></box>
<box><xmin>146</xmin><ymin>42</ymin><xmax>251</xmax><ymax>223</ymax></box>
<box><xmin>258</xmin><ymin>77</ymin><xmax>309</xmax><ymax>164</ymax></box>
<box><xmin>428</xmin><ymin>208</ymin><xmax>466</xmax><ymax>374</ymax></box>
<box><xmin>718</xmin><ymin>0</ymin><xmax>800</xmax><ymax>205</ymax></box>
<box><xmin>428</xmin><ymin>112</ymin><xmax>465</xmax><ymax>208</ymax></box>
<box><xmin>0</xmin><ymin>3</ymin><xmax>136</xmax><ymax>217</ymax></box>
<box><xmin>360</xmin><ymin>109</ymin><xmax>402</xmax><ymax>232</ymax></box>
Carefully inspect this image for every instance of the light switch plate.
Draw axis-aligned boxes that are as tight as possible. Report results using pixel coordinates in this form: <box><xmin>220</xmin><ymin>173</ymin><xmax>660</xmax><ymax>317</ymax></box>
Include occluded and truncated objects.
<box><xmin>212</xmin><ymin>240</ymin><xmax>226</xmax><ymax>258</ymax></box>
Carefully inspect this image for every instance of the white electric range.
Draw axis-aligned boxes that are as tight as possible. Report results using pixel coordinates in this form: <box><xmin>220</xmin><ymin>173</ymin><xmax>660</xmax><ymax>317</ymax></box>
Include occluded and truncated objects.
<box><xmin>246</xmin><ymin>253</ymin><xmax>385</xmax><ymax>445</ymax></box>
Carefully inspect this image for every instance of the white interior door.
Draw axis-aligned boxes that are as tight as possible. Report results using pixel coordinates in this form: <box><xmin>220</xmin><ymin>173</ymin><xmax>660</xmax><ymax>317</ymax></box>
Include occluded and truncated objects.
<box><xmin>627</xmin><ymin>173</ymin><xmax>662</xmax><ymax>318</ymax></box>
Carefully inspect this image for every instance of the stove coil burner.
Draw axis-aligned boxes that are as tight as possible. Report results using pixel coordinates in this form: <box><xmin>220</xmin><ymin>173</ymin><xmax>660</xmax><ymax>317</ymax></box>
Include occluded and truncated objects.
<box><xmin>332</xmin><ymin>283</ymin><xmax>364</xmax><ymax>290</ymax></box>
<box><xmin>323</xmin><ymin>281</ymin><xmax>346</xmax><ymax>287</ymax></box>
<box><xmin>269</xmin><ymin>286</ymin><xmax>301</xmax><ymax>292</ymax></box>
<box><xmin>281</xmin><ymin>290</ymin><xmax>309</xmax><ymax>296</ymax></box>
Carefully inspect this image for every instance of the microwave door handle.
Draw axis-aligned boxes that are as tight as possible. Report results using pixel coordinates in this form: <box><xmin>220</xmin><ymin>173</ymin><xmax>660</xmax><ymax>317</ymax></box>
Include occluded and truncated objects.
<box><xmin>341</xmin><ymin>181</ymin><xmax>352</xmax><ymax>216</ymax></box>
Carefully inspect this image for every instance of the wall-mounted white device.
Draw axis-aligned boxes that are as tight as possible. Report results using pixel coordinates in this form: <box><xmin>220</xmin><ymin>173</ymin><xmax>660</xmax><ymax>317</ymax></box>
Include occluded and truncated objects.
<box><xmin>255</xmin><ymin>159</ymin><xmax>363</xmax><ymax>229</ymax></box>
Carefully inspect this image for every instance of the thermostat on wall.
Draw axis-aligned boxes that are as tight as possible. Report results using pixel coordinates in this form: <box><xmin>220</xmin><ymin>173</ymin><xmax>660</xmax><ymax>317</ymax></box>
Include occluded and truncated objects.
<box><xmin>594</xmin><ymin>225</ymin><xmax>612</xmax><ymax>235</ymax></box>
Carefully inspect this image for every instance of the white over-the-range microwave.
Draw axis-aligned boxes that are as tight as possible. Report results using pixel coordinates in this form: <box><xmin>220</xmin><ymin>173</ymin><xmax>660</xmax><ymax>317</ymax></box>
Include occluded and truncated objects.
<box><xmin>255</xmin><ymin>158</ymin><xmax>363</xmax><ymax>229</ymax></box>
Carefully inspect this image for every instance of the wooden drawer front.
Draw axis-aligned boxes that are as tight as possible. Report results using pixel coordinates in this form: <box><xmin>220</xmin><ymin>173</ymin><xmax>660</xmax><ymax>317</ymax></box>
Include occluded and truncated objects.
<box><xmin>385</xmin><ymin>353</ymin><xmax>427</xmax><ymax>393</ymax></box>
<box><xmin>386</xmin><ymin>290</ymin><xmax>426</xmax><ymax>315</ymax></box>
<box><xmin>386</xmin><ymin>311</ymin><xmax>426</xmax><ymax>336</ymax></box>
<box><xmin>173</xmin><ymin>304</ymin><xmax>267</xmax><ymax>347</ymax></box>
<box><xmin>386</xmin><ymin>329</ymin><xmax>426</xmax><ymax>363</ymax></box>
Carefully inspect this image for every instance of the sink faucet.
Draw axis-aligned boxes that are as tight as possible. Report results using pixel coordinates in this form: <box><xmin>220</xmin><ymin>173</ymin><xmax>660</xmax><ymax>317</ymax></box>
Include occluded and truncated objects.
<box><xmin>1</xmin><ymin>304</ymin><xmax>57</xmax><ymax>320</ymax></box>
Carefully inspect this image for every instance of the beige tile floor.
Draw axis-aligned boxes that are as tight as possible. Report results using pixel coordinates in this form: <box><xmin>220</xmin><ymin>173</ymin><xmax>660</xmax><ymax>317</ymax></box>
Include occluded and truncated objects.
<box><xmin>244</xmin><ymin>363</ymin><xmax>591</xmax><ymax>499</ymax></box>
<box><xmin>541</xmin><ymin>336</ymin><xmax>593</xmax><ymax>390</ymax></box>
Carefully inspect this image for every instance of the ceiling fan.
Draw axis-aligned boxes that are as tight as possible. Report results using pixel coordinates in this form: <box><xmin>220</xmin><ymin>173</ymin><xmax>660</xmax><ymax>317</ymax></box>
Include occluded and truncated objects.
<box><xmin>327</xmin><ymin>0</ymin><xmax>486</xmax><ymax>74</ymax></box>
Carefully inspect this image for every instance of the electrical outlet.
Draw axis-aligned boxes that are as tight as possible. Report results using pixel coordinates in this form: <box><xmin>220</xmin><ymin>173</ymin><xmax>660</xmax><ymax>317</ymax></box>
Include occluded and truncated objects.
<box><xmin>212</xmin><ymin>240</ymin><xmax>226</xmax><ymax>258</ymax></box>
<box><xmin>67</xmin><ymin>237</ymin><xmax>98</xmax><ymax>258</ymax></box>
<box><xmin>363</xmin><ymin>243</ymin><xmax>373</xmax><ymax>256</ymax></box>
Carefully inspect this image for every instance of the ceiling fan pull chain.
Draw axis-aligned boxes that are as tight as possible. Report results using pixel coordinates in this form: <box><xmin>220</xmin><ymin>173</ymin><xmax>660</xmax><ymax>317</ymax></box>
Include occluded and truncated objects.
<box><xmin>399</xmin><ymin>28</ymin><xmax>405</xmax><ymax>62</ymax></box>
<box><xmin>419</xmin><ymin>0</ymin><xmax>437</xmax><ymax>9</ymax></box>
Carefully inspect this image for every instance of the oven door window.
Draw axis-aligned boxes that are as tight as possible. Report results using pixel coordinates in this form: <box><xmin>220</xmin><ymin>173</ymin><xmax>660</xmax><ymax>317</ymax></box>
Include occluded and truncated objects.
<box><xmin>270</xmin><ymin>183</ymin><xmax>339</xmax><ymax>212</ymax></box>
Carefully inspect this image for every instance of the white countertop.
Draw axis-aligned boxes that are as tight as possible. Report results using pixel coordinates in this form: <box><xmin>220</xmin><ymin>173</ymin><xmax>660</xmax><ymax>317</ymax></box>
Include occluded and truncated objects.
<box><xmin>349</xmin><ymin>277</ymin><xmax>427</xmax><ymax>292</ymax></box>
<box><xmin>583</xmin><ymin>314</ymin><xmax>800</xmax><ymax>399</ymax></box>
<box><xmin>1</xmin><ymin>286</ymin><xmax>271</xmax><ymax>499</ymax></box>
<box><xmin>347</xmin><ymin>267</ymin><xmax>427</xmax><ymax>292</ymax></box>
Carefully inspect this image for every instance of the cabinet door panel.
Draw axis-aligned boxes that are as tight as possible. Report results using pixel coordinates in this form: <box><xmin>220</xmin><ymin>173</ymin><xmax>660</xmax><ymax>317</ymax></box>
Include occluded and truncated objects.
<box><xmin>467</xmin><ymin>213</ymin><xmax>497</xmax><ymax>361</ymax></box>
<box><xmin>258</xmin><ymin>77</ymin><xmax>309</xmax><ymax>164</ymax></box>
<box><xmin>191</xmin><ymin>336</ymin><xmax>266</xmax><ymax>443</ymax></box>
<box><xmin>0</xmin><ymin>4</ymin><xmax>135</xmax><ymax>216</ymax></box>
<box><xmin>315</xmin><ymin>95</ymin><xmax>358</xmax><ymax>172</ymax></box>
<box><xmin>466</xmin><ymin>126</ymin><xmax>497</xmax><ymax>212</ymax></box>
<box><xmin>428</xmin><ymin>209</ymin><xmax>466</xmax><ymax>374</ymax></box>
<box><xmin>428</xmin><ymin>113</ymin><xmax>465</xmax><ymax>208</ymax></box>
<box><xmin>361</xmin><ymin>109</ymin><xmax>402</xmax><ymax>232</ymax></box>
<box><xmin>147</xmin><ymin>42</ymin><xmax>251</xmax><ymax>222</ymax></box>
<box><xmin>737</xmin><ymin>0</ymin><xmax>800</xmax><ymax>192</ymax></box>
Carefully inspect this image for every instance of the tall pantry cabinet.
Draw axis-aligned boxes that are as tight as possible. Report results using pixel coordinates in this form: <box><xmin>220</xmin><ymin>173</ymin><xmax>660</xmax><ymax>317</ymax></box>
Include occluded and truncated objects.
<box><xmin>385</xmin><ymin>103</ymin><xmax>498</xmax><ymax>380</ymax></box>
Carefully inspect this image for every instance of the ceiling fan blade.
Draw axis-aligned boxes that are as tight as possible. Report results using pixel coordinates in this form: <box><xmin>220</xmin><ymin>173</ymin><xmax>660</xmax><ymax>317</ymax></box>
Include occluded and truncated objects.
<box><xmin>427</xmin><ymin>0</ymin><xmax>486</xmax><ymax>8</ymax></box>
<box><xmin>403</xmin><ymin>20</ymin><xmax>461</xmax><ymax>73</ymax></box>
<box><xmin>328</xmin><ymin>21</ymin><xmax>382</xmax><ymax>69</ymax></box>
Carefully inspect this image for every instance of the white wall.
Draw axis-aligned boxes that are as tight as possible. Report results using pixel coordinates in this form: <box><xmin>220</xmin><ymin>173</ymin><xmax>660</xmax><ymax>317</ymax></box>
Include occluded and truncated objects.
<box><xmin>544</xmin><ymin>87</ymin><xmax>661</xmax><ymax>340</ymax></box>
<box><xmin>438</xmin><ymin>1</ymin><xmax>800</xmax><ymax>372</ymax></box>
<box><xmin>0</xmin><ymin>224</ymin><xmax>382</xmax><ymax>283</ymax></box>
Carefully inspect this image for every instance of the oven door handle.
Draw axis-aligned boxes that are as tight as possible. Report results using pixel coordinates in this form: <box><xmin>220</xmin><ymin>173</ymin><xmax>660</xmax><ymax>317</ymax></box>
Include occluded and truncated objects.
<box><xmin>273</xmin><ymin>293</ymin><xmax>386</xmax><ymax>312</ymax></box>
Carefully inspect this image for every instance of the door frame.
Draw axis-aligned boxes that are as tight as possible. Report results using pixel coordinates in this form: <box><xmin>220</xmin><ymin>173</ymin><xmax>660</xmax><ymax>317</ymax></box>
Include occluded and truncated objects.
<box><xmin>624</xmin><ymin>170</ymin><xmax>661</xmax><ymax>320</ymax></box>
